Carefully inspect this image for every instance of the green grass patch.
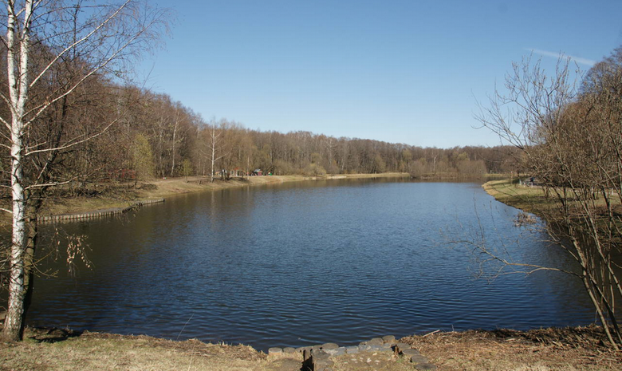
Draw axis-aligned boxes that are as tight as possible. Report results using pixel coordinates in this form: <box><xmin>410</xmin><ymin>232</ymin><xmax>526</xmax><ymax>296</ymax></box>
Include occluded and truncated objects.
<box><xmin>482</xmin><ymin>179</ymin><xmax>552</xmax><ymax>213</ymax></box>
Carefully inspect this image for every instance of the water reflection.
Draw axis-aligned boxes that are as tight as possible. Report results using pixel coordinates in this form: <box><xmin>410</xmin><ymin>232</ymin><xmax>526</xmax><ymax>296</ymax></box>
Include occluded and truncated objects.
<box><xmin>26</xmin><ymin>179</ymin><xmax>596</xmax><ymax>350</ymax></box>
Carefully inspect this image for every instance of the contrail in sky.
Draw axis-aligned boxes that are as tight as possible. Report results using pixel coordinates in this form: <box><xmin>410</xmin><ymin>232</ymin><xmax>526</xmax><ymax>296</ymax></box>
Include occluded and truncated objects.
<box><xmin>527</xmin><ymin>48</ymin><xmax>596</xmax><ymax>67</ymax></box>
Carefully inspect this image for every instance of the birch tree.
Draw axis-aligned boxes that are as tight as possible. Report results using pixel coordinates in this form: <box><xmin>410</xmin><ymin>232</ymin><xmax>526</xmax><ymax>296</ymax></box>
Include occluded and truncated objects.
<box><xmin>205</xmin><ymin>119</ymin><xmax>229</xmax><ymax>182</ymax></box>
<box><xmin>0</xmin><ymin>0</ymin><xmax>168</xmax><ymax>341</ymax></box>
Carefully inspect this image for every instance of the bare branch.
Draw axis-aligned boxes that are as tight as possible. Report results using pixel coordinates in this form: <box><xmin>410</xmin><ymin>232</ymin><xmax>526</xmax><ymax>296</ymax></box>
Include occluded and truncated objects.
<box><xmin>28</xmin><ymin>0</ymin><xmax>132</xmax><ymax>89</ymax></box>
<box><xmin>25</xmin><ymin>119</ymin><xmax>117</xmax><ymax>156</ymax></box>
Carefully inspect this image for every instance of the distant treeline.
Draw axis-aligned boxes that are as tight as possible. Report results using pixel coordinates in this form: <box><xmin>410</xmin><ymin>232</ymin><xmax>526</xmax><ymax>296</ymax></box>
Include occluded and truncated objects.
<box><xmin>0</xmin><ymin>49</ymin><xmax>517</xmax><ymax>187</ymax></box>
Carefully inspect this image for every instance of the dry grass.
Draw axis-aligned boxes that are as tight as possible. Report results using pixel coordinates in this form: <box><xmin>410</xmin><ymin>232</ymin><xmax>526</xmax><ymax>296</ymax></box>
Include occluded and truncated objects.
<box><xmin>2</xmin><ymin>327</ymin><xmax>620</xmax><ymax>371</ymax></box>
<box><xmin>401</xmin><ymin>326</ymin><xmax>622</xmax><ymax>371</ymax></box>
<box><xmin>483</xmin><ymin>179</ymin><xmax>622</xmax><ymax>214</ymax></box>
<box><xmin>482</xmin><ymin>179</ymin><xmax>551</xmax><ymax>212</ymax></box>
<box><xmin>0</xmin><ymin>329</ymin><xmax>271</xmax><ymax>371</ymax></box>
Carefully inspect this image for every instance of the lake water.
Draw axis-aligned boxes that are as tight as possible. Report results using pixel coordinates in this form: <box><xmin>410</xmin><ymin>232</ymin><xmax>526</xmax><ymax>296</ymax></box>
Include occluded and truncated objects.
<box><xmin>25</xmin><ymin>178</ymin><xmax>596</xmax><ymax>350</ymax></box>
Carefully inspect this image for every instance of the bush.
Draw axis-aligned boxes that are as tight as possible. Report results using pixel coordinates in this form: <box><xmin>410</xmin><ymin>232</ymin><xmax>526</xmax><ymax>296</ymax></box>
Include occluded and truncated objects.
<box><xmin>273</xmin><ymin>159</ymin><xmax>294</xmax><ymax>175</ymax></box>
<box><xmin>303</xmin><ymin>163</ymin><xmax>327</xmax><ymax>176</ymax></box>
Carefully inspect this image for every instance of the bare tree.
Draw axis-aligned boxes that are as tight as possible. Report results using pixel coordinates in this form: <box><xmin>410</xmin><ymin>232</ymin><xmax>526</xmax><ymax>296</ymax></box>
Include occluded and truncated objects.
<box><xmin>204</xmin><ymin>119</ymin><xmax>229</xmax><ymax>182</ymax></box>
<box><xmin>0</xmin><ymin>0</ymin><xmax>169</xmax><ymax>341</ymax></box>
<box><xmin>476</xmin><ymin>52</ymin><xmax>622</xmax><ymax>349</ymax></box>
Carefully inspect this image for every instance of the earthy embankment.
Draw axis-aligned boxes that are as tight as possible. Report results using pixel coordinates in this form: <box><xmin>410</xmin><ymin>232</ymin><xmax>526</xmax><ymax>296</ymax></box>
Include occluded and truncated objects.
<box><xmin>0</xmin><ymin>173</ymin><xmax>409</xmax><ymax>227</ymax></box>
<box><xmin>1</xmin><ymin>326</ymin><xmax>620</xmax><ymax>370</ymax></box>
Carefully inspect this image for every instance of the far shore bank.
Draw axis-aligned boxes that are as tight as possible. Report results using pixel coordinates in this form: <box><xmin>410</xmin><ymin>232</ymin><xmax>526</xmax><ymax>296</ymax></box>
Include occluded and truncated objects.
<box><xmin>13</xmin><ymin>173</ymin><xmax>410</xmax><ymax>226</ymax></box>
<box><xmin>0</xmin><ymin>173</ymin><xmax>514</xmax><ymax>226</ymax></box>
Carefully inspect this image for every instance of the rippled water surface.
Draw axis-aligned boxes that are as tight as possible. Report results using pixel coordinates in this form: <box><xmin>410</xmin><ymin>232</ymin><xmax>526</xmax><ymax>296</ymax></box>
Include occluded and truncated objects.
<box><xmin>26</xmin><ymin>179</ymin><xmax>595</xmax><ymax>350</ymax></box>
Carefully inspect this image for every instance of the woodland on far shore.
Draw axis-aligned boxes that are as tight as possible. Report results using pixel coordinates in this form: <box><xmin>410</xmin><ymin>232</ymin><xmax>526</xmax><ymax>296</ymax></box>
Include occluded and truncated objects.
<box><xmin>0</xmin><ymin>31</ymin><xmax>519</xmax><ymax>190</ymax></box>
<box><xmin>0</xmin><ymin>76</ymin><xmax>518</xmax><ymax>188</ymax></box>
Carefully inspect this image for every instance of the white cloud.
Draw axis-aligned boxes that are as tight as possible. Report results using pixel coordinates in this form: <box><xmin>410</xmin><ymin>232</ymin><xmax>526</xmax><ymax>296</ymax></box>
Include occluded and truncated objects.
<box><xmin>527</xmin><ymin>48</ymin><xmax>596</xmax><ymax>67</ymax></box>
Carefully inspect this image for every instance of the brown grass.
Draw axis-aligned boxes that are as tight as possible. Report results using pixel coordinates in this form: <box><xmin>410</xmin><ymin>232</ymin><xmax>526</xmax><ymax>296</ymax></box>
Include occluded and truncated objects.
<box><xmin>2</xmin><ymin>326</ymin><xmax>620</xmax><ymax>370</ymax></box>
<box><xmin>1</xmin><ymin>328</ymin><xmax>269</xmax><ymax>371</ymax></box>
<box><xmin>402</xmin><ymin>326</ymin><xmax>622</xmax><ymax>371</ymax></box>
<box><xmin>482</xmin><ymin>179</ymin><xmax>551</xmax><ymax>213</ymax></box>
<box><xmin>483</xmin><ymin>179</ymin><xmax>622</xmax><ymax>216</ymax></box>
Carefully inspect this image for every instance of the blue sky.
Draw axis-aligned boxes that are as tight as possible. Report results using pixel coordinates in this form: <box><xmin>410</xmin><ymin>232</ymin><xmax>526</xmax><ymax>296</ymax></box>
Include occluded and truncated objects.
<box><xmin>141</xmin><ymin>0</ymin><xmax>622</xmax><ymax>148</ymax></box>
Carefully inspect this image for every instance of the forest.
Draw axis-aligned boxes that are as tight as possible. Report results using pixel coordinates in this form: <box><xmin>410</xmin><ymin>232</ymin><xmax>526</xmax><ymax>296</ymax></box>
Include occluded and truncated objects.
<box><xmin>0</xmin><ymin>68</ymin><xmax>519</xmax><ymax>187</ymax></box>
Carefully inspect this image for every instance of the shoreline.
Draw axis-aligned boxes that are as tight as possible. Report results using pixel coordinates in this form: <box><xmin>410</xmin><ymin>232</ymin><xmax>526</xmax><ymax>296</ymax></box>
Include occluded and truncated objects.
<box><xmin>36</xmin><ymin>173</ymin><xmax>509</xmax><ymax>224</ymax></box>
<box><xmin>481</xmin><ymin>178</ymin><xmax>543</xmax><ymax>213</ymax></box>
<box><xmin>24</xmin><ymin>173</ymin><xmax>411</xmax><ymax>225</ymax></box>
<box><xmin>1</xmin><ymin>325</ymin><xmax>618</xmax><ymax>370</ymax></box>
<box><xmin>3</xmin><ymin>177</ymin><xmax>620</xmax><ymax>369</ymax></box>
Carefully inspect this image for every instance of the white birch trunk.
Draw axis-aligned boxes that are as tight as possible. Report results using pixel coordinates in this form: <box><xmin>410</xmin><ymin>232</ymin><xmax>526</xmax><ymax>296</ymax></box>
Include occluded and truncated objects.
<box><xmin>170</xmin><ymin>112</ymin><xmax>179</xmax><ymax>177</ymax></box>
<box><xmin>2</xmin><ymin>0</ymin><xmax>33</xmax><ymax>341</ymax></box>
<box><xmin>0</xmin><ymin>0</ymin><xmax>167</xmax><ymax>342</ymax></box>
<box><xmin>210</xmin><ymin>126</ymin><xmax>216</xmax><ymax>182</ymax></box>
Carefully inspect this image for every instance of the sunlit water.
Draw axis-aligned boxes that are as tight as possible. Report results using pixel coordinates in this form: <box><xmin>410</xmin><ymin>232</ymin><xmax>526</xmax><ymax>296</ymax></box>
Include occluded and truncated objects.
<box><xmin>25</xmin><ymin>179</ymin><xmax>596</xmax><ymax>350</ymax></box>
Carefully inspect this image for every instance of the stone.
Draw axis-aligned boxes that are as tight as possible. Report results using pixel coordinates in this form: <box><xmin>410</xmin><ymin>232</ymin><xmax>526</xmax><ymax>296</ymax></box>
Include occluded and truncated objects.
<box><xmin>410</xmin><ymin>354</ymin><xmax>429</xmax><ymax>364</ymax></box>
<box><xmin>381</xmin><ymin>335</ymin><xmax>396</xmax><ymax>344</ymax></box>
<box><xmin>268</xmin><ymin>347</ymin><xmax>283</xmax><ymax>355</ymax></box>
<box><xmin>313</xmin><ymin>359</ymin><xmax>334</xmax><ymax>371</ymax></box>
<box><xmin>320</xmin><ymin>342</ymin><xmax>339</xmax><ymax>350</ymax></box>
<box><xmin>395</xmin><ymin>342</ymin><xmax>410</xmax><ymax>351</ymax></box>
<box><xmin>401</xmin><ymin>348</ymin><xmax>421</xmax><ymax>357</ymax></box>
<box><xmin>324</xmin><ymin>347</ymin><xmax>346</xmax><ymax>356</ymax></box>
<box><xmin>367</xmin><ymin>344</ymin><xmax>383</xmax><ymax>351</ymax></box>
<box><xmin>311</xmin><ymin>350</ymin><xmax>333</xmax><ymax>371</ymax></box>
<box><xmin>269</xmin><ymin>358</ymin><xmax>303</xmax><ymax>371</ymax></box>
<box><xmin>311</xmin><ymin>349</ymin><xmax>330</xmax><ymax>360</ymax></box>
<box><xmin>283</xmin><ymin>347</ymin><xmax>296</xmax><ymax>354</ymax></box>
<box><xmin>301</xmin><ymin>346</ymin><xmax>322</xmax><ymax>360</ymax></box>
<box><xmin>415</xmin><ymin>363</ymin><xmax>437</xmax><ymax>370</ymax></box>
<box><xmin>368</xmin><ymin>337</ymin><xmax>384</xmax><ymax>346</ymax></box>
<box><xmin>345</xmin><ymin>346</ymin><xmax>360</xmax><ymax>354</ymax></box>
<box><xmin>394</xmin><ymin>342</ymin><xmax>411</xmax><ymax>355</ymax></box>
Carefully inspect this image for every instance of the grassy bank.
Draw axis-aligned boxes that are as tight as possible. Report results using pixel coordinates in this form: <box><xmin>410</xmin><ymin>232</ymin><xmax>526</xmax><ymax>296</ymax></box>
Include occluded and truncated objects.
<box><xmin>483</xmin><ymin>178</ymin><xmax>622</xmax><ymax>219</ymax></box>
<box><xmin>1</xmin><ymin>326</ymin><xmax>619</xmax><ymax>370</ymax></box>
<box><xmin>482</xmin><ymin>178</ymin><xmax>554</xmax><ymax>214</ymax></box>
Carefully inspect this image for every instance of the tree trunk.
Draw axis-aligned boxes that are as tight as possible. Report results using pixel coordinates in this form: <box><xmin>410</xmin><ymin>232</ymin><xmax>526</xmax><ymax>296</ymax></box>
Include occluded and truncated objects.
<box><xmin>3</xmin><ymin>115</ymin><xmax>28</xmax><ymax>341</ymax></box>
<box><xmin>3</xmin><ymin>138</ymin><xmax>26</xmax><ymax>341</ymax></box>
<box><xmin>170</xmin><ymin>113</ymin><xmax>179</xmax><ymax>177</ymax></box>
<box><xmin>20</xmin><ymin>203</ymin><xmax>39</xmax><ymax>340</ymax></box>
<box><xmin>210</xmin><ymin>140</ymin><xmax>216</xmax><ymax>182</ymax></box>
<box><xmin>2</xmin><ymin>0</ymin><xmax>32</xmax><ymax>341</ymax></box>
